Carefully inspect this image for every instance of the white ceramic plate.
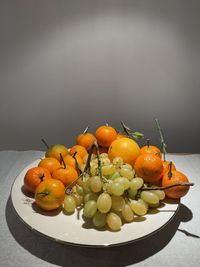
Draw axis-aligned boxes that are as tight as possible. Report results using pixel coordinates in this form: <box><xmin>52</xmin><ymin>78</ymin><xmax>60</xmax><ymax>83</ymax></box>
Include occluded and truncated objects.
<box><xmin>11</xmin><ymin>159</ymin><xmax>180</xmax><ymax>247</ymax></box>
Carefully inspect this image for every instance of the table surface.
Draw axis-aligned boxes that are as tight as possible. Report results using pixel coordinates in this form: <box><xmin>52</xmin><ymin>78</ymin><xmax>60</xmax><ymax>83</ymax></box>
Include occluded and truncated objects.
<box><xmin>0</xmin><ymin>151</ymin><xmax>199</xmax><ymax>267</ymax></box>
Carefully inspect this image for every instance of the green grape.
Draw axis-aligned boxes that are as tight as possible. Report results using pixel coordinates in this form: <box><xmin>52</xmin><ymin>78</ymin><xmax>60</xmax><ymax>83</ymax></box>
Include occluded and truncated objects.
<box><xmin>90</xmin><ymin>176</ymin><xmax>102</xmax><ymax>193</ymax></box>
<box><xmin>104</xmin><ymin>182</ymin><xmax>113</xmax><ymax>194</ymax></box>
<box><xmin>82</xmin><ymin>178</ymin><xmax>91</xmax><ymax>193</ymax></box>
<box><xmin>110</xmin><ymin>171</ymin><xmax>121</xmax><ymax>180</ymax></box>
<box><xmin>90</xmin><ymin>164</ymin><xmax>98</xmax><ymax>176</ymax></box>
<box><xmin>140</xmin><ymin>191</ymin><xmax>160</xmax><ymax>205</ymax></box>
<box><xmin>130</xmin><ymin>200</ymin><xmax>148</xmax><ymax>216</ymax></box>
<box><xmin>128</xmin><ymin>188</ymin><xmax>138</xmax><ymax>199</ymax></box>
<box><xmin>64</xmin><ymin>195</ymin><xmax>76</xmax><ymax>213</ymax></box>
<box><xmin>100</xmin><ymin>158</ymin><xmax>110</xmax><ymax>166</ymax></box>
<box><xmin>129</xmin><ymin>177</ymin><xmax>144</xmax><ymax>190</ymax></box>
<box><xmin>97</xmin><ymin>193</ymin><xmax>112</xmax><ymax>213</ymax></box>
<box><xmin>114</xmin><ymin>177</ymin><xmax>130</xmax><ymax>190</ymax></box>
<box><xmin>121</xmin><ymin>163</ymin><xmax>133</xmax><ymax>170</ymax></box>
<box><xmin>138</xmin><ymin>198</ymin><xmax>149</xmax><ymax>210</ymax></box>
<box><xmin>111</xmin><ymin>195</ymin><xmax>125</xmax><ymax>211</ymax></box>
<box><xmin>72</xmin><ymin>193</ymin><xmax>83</xmax><ymax>206</ymax></box>
<box><xmin>106</xmin><ymin>212</ymin><xmax>122</xmax><ymax>231</ymax></box>
<box><xmin>84</xmin><ymin>192</ymin><xmax>98</xmax><ymax>203</ymax></box>
<box><xmin>121</xmin><ymin>204</ymin><xmax>134</xmax><ymax>222</ymax></box>
<box><xmin>102</xmin><ymin>164</ymin><xmax>116</xmax><ymax>176</ymax></box>
<box><xmin>92</xmin><ymin>211</ymin><xmax>107</xmax><ymax>228</ymax></box>
<box><xmin>152</xmin><ymin>190</ymin><xmax>165</xmax><ymax>200</ymax></box>
<box><xmin>100</xmin><ymin>153</ymin><xmax>108</xmax><ymax>158</ymax></box>
<box><xmin>83</xmin><ymin>200</ymin><xmax>97</xmax><ymax>218</ymax></box>
<box><xmin>79</xmin><ymin>164</ymin><xmax>86</xmax><ymax>173</ymax></box>
<box><xmin>120</xmin><ymin>168</ymin><xmax>134</xmax><ymax>180</ymax></box>
<box><xmin>110</xmin><ymin>182</ymin><xmax>124</xmax><ymax>196</ymax></box>
<box><xmin>76</xmin><ymin>185</ymin><xmax>84</xmax><ymax>196</ymax></box>
<box><xmin>112</xmin><ymin>156</ymin><xmax>124</xmax><ymax>166</ymax></box>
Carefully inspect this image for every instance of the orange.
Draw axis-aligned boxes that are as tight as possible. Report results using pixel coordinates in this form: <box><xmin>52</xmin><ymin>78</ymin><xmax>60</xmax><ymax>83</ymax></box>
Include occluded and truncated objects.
<box><xmin>76</xmin><ymin>132</ymin><xmax>96</xmax><ymax>151</ymax></box>
<box><xmin>95</xmin><ymin>125</ymin><xmax>117</xmax><ymax>147</ymax></box>
<box><xmin>24</xmin><ymin>166</ymin><xmax>51</xmax><ymax>193</ymax></box>
<box><xmin>162</xmin><ymin>160</ymin><xmax>176</xmax><ymax>174</ymax></box>
<box><xmin>35</xmin><ymin>178</ymin><xmax>65</xmax><ymax>211</ymax></box>
<box><xmin>52</xmin><ymin>165</ymin><xmax>78</xmax><ymax>187</ymax></box>
<box><xmin>62</xmin><ymin>154</ymin><xmax>83</xmax><ymax>169</ymax></box>
<box><xmin>162</xmin><ymin>169</ymin><xmax>190</xmax><ymax>199</ymax></box>
<box><xmin>70</xmin><ymin>145</ymin><xmax>88</xmax><ymax>158</ymax></box>
<box><xmin>108</xmin><ymin>137</ymin><xmax>140</xmax><ymax>166</ymax></box>
<box><xmin>134</xmin><ymin>153</ymin><xmax>163</xmax><ymax>183</ymax></box>
<box><xmin>45</xmin><ymin>144</ymin><xmax>68</xmax><ymax>162</ymax></box>
<box><xmin>116</xmin><ymin>133</ymin><xmax>126</xmax><ymax>139</ymax></box>
<box><xmin>38</xmin><ymin>157</ymin><xmax>61</xmax><ymax>174</ymax></box>
<box><xmin>140</xmin><ymin>145</ymin><xmax>161</xmax><ymax>158</ymax></box>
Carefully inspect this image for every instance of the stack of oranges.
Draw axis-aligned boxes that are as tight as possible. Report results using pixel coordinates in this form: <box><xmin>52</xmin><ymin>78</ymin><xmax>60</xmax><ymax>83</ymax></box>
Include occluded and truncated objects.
<box><xmin>23</xmin><ymin>123</ymin><xmax>191</xmax><ymax>212</ymax></box>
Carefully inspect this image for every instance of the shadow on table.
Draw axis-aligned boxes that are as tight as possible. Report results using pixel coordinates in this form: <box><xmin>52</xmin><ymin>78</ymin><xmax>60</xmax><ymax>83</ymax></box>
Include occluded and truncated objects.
<box><xmin>5</xmin><ymin>196</ymin><xmax>193</xmax><ymax>267</ymax></box>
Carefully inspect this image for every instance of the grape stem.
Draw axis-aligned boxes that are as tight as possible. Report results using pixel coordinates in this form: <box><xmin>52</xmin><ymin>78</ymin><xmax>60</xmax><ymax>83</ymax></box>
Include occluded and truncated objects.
<box><xmin>72</xmin><ymin>152</ymin><xmax>81</xmax><ymax>175</ymax></box>
<box><xmin>155</xmin><ymin>118</ymin><xmax>167</xmax><ymax>161</ymax></box>
<box><xmin>141</xmin><ymin>182</ymin><xmax>194</xmax><ymax>191</ymax></box>
<box><xmin>60</xmin><ymin>153</ymin><xmax>66</xmax><ymax>169</ymax></box>
<box><xmin>168</xmin><ymin>161</ymin><xmax>173</xmax><ymax>179</ymax></box>
<box><xmin>41</xmin><ymin>138</ymin><xmax>50</xmax><ymax>149</ymax></box>
<box><xmin>93</xmin><ymin>140</ymin><xmax>103</xmax><ymax>179</ymax></box>
<box><xmin>147</xmin><ymin>139</ymin><xmax>150</xmax><ymax>148</ymax></box>
<box><xmin>83</xmin><ymin>126</ymin><xmax>89</xmax><ymax>134</ymax></box>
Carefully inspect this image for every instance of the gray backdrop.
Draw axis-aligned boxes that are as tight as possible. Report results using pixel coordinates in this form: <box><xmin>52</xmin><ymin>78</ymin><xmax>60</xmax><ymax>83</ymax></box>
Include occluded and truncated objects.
<box><xmin>0</xmin><ymin>0</ymin><xmax>200</xmax><ymax>152</ymax></box>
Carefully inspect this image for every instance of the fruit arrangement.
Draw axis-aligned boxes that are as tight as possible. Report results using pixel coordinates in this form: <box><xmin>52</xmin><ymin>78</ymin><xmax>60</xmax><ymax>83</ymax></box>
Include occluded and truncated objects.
<box><xmin>23</xmin><ymin>120</ymin><xmax>194</xmax><ymax>231</ymax></box>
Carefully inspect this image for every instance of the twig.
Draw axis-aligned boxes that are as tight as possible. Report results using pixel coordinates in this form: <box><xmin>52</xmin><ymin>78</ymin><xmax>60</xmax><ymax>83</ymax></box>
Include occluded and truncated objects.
<box><xmin>141</xmin><ymin>182</ymin><xmax>194</xmax><ymax>191</ymax></box>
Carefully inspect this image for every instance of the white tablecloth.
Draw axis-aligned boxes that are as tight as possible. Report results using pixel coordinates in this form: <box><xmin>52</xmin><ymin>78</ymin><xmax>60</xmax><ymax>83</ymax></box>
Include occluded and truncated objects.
<box><xmin>0</xmin><ymin>151</ymin><xmax>199</xmax><ymax>267</ymax></box>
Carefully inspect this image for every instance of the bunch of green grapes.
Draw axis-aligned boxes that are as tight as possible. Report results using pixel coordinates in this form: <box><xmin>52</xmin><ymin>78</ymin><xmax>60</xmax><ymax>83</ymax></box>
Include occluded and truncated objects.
<box><xmin>63</xmin><ymin>153</ymin><xmax>165</xmax><ymax>231</ymax></box>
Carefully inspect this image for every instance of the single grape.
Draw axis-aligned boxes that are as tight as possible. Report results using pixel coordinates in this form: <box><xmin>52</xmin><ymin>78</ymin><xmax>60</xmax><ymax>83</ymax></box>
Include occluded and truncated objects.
<box><xmin>92</xmin><ymin>211</ymin><xmax>107</xmax><ymax>228</ymax></box>
<box><xmin>64</xmin><ymin>195</ymin><xmax>76</xmax><ymax>213</ymax></box>
<box><xmin>110</xmin><ymin>182</ymin><xmax>124</xmax><ymax>196</ymax></box>
<box><xmin>100</xmin><ymin>158</ymin><xmax>110</xmax><ymax>166</ymax></box>
<box><xmin>97</xmin><ymin>193</ymin><xmax>112</xmax><ymax>213</ymax></box>
<box><xmin>90</xmin><ymin>176</ymin><xmax>102</xmax><ymax>193</ymax></box>
<box><xmin>114</xmin><ymin>177</ymin><xmax>130</xmax><ymax>190</ymax></box>
<box><xmin>121</xmin><ymin>163</ymin><xmax>133</xmax><ymax>170</ymax></box>
<box><xmin>72</xmin><ymin>193</ymin><xmax>83</xmax><ymax>206</ymax></box>
<box><xmin>100</xmin><ymin>153</ymin><xmax>108</xmax><ymax>158</ymax></box>
<box><xmin>121</xmin><ymin>204</ymin><xmax>134</xmax><ymax>222</ymax></box>
<box><xmin>83</xmin><ymin>200</ymin><xmax>97</xmax><ymax>218</ymax></box>
<box><xmin>79</xmin><ymin>164</ymin><xmax>86</xmax><ymax>173</ymax></box>
<box><xmin>120</xmin><ymin>168</ymin><xmax>134</xmax><ymax>180</ymax></box>
<box><xmin>112</xmin><ymin>156</ymin><xmax>124</xmax><ymax>166</ymax></box>
<box><xmin>151</xmin><ymin>190</ymin><xmax>165</xmax><ymax>200</ymax></box>
<box><xmin>90</xmin><ymin>164</ymin><xmax>98</xmax><ymax>176</ymax></box>
<box><xmin>128</xmin><ymin>188</ymin><xmax>138</xmax><ymax>199</ymax></box>
<box><xmin>140</xmin><ymin>191</ymin><xmax>160</xmax><ymax>205</ymax></box>
<box><xmin>138</xmin><ymin>198</ymin><xmax>149</xmax><ymax>210</ymax></box>
<box><xmin>106</xmin><ymin>212</ymin><xmax>122</xmax><ymax>231</ymax></box>
<box><xmin>84</xmin><ymin>192</ymin><xmax>98</xmax><ymax>203</ymax></box>
<box><xmin>129</xmin><ymin>177</ymin><xmax>144</xmax><ymax>190</ymax></box>
<box><xmin>76</xmin><ymin>184</ymin><xmax>84</xmax><ymax>196</ymax></box>
<box><xmin>111</xmin><ymin>195</ymin><xmax>125</xmax><ymax>211</ymax></box>
<box><xmin>110</xmin><ymin>171</ymin><xmax>121</xmax><ymax>180</ymax></box>
<box><xmin>102</xmin><ymin>164</ymin><xmax>116</xmax><ymax>176</ymax></box>
<box><xmin>130</xmin><ymin>200</ymin><xmax>148</xmax><ymax>216</ymax></box>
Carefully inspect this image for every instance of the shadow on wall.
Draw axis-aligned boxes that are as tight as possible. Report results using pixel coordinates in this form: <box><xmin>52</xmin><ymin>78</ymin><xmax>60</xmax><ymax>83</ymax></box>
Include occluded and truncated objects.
<box><xmin>0</xmin><ymin>0</ymin><xmax>200</xmax><ymax>151</ymax></box>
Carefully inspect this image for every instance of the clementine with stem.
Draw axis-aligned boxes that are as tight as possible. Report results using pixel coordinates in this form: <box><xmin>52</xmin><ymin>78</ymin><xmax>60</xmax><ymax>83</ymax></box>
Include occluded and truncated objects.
<box><xmin>35</xmin><ymin>178</ymin><xmax>65</xmax><ymax>211</ymax></box>
<box><xmin>162</xmin><ymin>162</ymin><xmax>190</xmax><ymax>199</ymax></box>
<box><xmin>134</xmin><ymin>153</ymin><xmax>163</xmax><ymax>183</ymax></box>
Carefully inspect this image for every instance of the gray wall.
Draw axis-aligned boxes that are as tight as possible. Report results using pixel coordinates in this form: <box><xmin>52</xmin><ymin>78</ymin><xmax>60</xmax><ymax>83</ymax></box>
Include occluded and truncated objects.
<box><xmin>0</xmin><ymin>0</ymin><xmax>200</xmax><ymax>152</ymax></box>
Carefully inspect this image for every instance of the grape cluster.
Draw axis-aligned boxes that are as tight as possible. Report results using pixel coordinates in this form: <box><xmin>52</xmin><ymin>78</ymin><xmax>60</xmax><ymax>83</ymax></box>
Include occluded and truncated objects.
<box><xmin>63</xmin><ymin>153</ymin><xmax>165</xmax><ymax>231</ymax></box>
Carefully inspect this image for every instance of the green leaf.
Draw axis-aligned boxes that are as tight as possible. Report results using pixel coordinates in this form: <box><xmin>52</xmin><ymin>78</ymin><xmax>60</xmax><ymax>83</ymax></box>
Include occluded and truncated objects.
<box><xmin>120</xmin><ymin>121</ymin><xmax>144</xmax><ymax>140</ymax></box>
